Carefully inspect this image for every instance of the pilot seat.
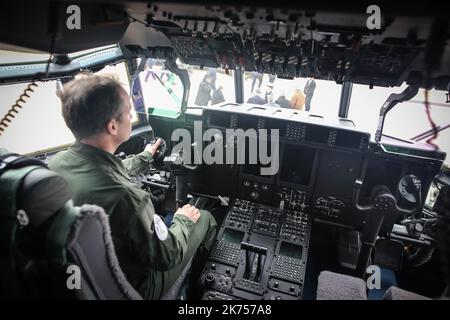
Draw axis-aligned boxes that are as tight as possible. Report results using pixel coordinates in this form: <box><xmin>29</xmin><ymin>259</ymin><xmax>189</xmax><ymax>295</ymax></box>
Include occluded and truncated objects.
<box><xmin>0</xmin><ymin>153</ymin><xmax>188</xmax><ymax>300</ymax></box>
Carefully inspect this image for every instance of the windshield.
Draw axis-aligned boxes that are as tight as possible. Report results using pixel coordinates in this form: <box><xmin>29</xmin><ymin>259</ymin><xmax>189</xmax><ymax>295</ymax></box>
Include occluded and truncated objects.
<box><xmin>186</xmin><ymin>67</ymin><xmax>342</xmax><ymax>117</ymax></box>
<box><xmin>133</xmin><ymin>58</ymin><xmax>184</xmax><ymax>115</ymax></box>
<box><xmin>186</xmin><ymin>67</ymin><xmax>450</xmax><ymax>165</ymax></box>
<box><xmin>188</xmin><ymin>66</ymin><xmax>234</xmax><ymax>107</ymax></box>
<box><xmin>1</xmin><ymin>49</ymin><xmax>449</xmax><ymax>164</ymax></box>
<box><xmin>242</xmin><ymin>72</ymin><xmax>341</xmax><ymax>118</ymax></box>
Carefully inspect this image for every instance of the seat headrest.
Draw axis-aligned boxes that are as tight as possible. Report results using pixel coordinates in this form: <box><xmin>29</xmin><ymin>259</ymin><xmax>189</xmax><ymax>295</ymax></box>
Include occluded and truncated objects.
<box><xmin>18</xmin><ymin>168</ymin><xmax>72</xmax><ymax>229</ymax></box>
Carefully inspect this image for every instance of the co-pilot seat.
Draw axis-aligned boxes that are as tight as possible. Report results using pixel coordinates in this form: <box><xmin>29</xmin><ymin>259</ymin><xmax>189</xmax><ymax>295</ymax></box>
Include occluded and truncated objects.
<box><xmin>316</xmin><ymin>271</ymin><xmax>432</xmax><ymax>300</ymax></box>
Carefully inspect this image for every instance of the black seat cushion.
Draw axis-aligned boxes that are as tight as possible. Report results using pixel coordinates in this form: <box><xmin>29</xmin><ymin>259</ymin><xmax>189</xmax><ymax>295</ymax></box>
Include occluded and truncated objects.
<box><xmin>65</xmin><ymin>204</ymin><xmax>142</xmax><ymax>300</ymax></box>
<box><xmin>18</xmin><ymin>168</ymin><xmax>72</xmax><ymax>229</ymax></box>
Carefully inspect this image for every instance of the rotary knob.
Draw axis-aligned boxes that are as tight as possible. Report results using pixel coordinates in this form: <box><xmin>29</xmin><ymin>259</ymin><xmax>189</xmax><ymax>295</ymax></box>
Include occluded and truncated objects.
<box><xmin>251</xmin><ymin>191</ymin><xmax>259</xmax><ymax>199</ymax></box>
<box><xmin>205</xmin><ymin>273</ymin><xmax>216</xmax><ymax>286</ymax></box>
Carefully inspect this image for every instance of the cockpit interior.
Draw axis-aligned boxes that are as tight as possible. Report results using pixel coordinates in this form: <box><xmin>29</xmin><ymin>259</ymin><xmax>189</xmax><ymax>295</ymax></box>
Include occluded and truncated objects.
<box><xmin>0</xmin><ymin>0</ymin><xmax>449</xmax><ymax>301</ymax></box>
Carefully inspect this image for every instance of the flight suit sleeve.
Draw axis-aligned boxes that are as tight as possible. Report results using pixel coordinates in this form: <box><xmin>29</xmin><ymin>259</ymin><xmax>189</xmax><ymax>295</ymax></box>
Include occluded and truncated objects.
<box><xmin>119</xmin><ymin>194</ymin><xmax>195</xmax><ymax>271</ymax></box>
<box><xmin>122</xmin><ymin>151</ymin><xmax>153</xmax><ymax>176</ymax></box>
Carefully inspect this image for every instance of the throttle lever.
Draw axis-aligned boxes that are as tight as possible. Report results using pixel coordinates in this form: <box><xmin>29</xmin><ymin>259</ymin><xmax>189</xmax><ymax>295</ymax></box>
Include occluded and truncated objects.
<box><xmin>241</xmin><ymin>242</ymin><xmax>267</xmax><ymax>282</ymax></box>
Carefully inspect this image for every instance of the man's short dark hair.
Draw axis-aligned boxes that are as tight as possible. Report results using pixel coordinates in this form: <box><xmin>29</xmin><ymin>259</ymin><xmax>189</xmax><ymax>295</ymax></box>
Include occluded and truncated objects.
<box><xmin>59</xmin><ymin>74</ymin><xmax>126</xmax><ymax>140</ymax></box>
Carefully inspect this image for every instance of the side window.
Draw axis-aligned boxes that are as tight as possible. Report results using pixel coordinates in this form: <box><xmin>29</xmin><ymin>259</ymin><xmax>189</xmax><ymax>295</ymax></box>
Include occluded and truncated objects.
<box><xmin>0</xmin><ymin>62</ymin><xmax>134</xmax><ymax>154</ymax></box>
<box><xmin>0</xmin><ymin>80</ymin><xmax>74</xmax><ymax>154</ymax></box>
<box><xmin>348</xmin><ymin>85</ymin><xmax>450</xmax><ymax>166</ymax></box>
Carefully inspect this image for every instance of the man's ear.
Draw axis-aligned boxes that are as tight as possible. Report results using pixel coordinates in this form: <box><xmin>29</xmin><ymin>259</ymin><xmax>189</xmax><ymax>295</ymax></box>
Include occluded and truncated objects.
<box><xmin>106</xmin><ymin>119</ymin><xmax>118</xmax><ymax>136</ymax></box>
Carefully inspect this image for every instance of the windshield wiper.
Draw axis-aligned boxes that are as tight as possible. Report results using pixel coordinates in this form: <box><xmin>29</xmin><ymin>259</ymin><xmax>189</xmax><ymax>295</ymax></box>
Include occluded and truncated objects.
<box><xmin>411</xmin><ymin>124</ymin><xmax>450</xmax><ymax>142</ymax></box>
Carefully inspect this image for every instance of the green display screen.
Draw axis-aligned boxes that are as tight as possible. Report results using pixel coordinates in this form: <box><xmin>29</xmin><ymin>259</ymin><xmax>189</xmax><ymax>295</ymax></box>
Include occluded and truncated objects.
<box><xmin>222</xmin><ymin>228</ymin><xmax>245</xmax><ymax>244</ymax></box>
<box><xmin>279</xmin><ymin>242</ymin><xmax>303</xmax><ymax>259</ymax></box>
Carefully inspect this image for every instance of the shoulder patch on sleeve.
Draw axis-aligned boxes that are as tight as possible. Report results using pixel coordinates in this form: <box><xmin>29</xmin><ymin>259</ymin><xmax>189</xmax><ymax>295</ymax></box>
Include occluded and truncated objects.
<box><xmin>154</xmin><ymin>214</ymin><xmax>168</xmax><ymax>241</ymax></box>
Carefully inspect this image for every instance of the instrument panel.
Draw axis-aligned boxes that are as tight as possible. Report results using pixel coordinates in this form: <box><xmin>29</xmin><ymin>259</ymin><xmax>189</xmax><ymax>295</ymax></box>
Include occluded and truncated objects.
<box><xmin>184</xmin><ymin>105</ymin><xmax>444</xmax><ymax>228</ymax></box>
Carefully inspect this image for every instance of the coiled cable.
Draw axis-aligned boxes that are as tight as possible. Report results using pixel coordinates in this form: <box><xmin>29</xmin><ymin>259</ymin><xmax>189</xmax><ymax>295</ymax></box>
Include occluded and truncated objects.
<box><xmin>0</xmin><ymin>82</ymin><xmax>38</xmax><ymax>137</ymax></box>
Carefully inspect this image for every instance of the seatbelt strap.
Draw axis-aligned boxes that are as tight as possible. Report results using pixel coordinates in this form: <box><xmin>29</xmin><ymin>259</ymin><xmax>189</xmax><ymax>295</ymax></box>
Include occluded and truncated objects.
<box><xmin>0</xmin><ymin>166</ymin><xmax>42</xmax><ymax>298</ymax></box>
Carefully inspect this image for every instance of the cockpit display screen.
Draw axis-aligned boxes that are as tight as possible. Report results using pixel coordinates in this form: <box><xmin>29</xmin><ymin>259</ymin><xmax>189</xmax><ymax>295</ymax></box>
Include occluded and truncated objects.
<box><xmin>242</xmin><ymin>138</ymin><xmax>276</xmax><ymax>178</ymax></box>
<box><xmin>279</xmin><ymin>145</ymin><xmax>315</xmax><ymax>186</ymax></box>
<box><xmin>335</xmin><ymin>130</ymin><xmax>362</xmax><ymax>149</ymax></box>
<box><xmin>222</xmin><ymin>228</ymin><xmax>245</xmax><ymax>244</ymax></box>
<box><xmin>279</xmin><ymin>242</ymin><xmax>303</xmax><ymax>259</ymax></box>
<box><xmin>305</xmin><ymin>125</ymin><xmax>330</xmax><ymax>144</ymax></box>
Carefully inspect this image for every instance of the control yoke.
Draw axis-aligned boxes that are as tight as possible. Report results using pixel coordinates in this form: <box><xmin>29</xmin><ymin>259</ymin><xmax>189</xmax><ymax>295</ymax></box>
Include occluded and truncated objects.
<box><xmin>149</xmin><ymin>137</ymin><xmax>168</xmax><ymax>163</ymax></box>
<box><xmin>353</xmin><ymin>175</ymin><xmax>422</xmax><ymax>216</ymax></box>
<box><xmin>162</xmin><ymin>143</ymin><xmax>201</xmax><ymax>207</ymax></box>
<box><xmin>352</xmin><ymin>175</ymin><xmax>422</xmax><ymax>277</ymax></box>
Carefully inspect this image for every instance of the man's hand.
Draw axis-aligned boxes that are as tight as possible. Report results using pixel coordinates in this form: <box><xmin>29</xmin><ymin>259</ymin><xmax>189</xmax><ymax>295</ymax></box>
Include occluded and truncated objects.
<box><xmin>145</xmin><ymin>138</ymin><xmax>162</xmax><ymax>157</ymax></box>
<box><xmin>175</xmin><ymin>204</ymin><xmax>201</xmax><ymax>223</ymax></box>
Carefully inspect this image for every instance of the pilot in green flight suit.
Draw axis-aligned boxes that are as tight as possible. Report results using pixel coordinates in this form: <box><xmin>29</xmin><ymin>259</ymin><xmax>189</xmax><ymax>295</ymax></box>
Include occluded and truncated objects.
<box><xmin>49</xmin><ymin>74</ymin><xmax>217</xmax><ymax>299</ymax></box>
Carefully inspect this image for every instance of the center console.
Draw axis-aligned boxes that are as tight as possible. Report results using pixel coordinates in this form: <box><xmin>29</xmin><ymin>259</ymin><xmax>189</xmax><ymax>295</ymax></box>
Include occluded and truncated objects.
<box><xmin>200</xmin><ymin>198</ymin><xmax>312</xmax><ymax>300</ymax></box>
